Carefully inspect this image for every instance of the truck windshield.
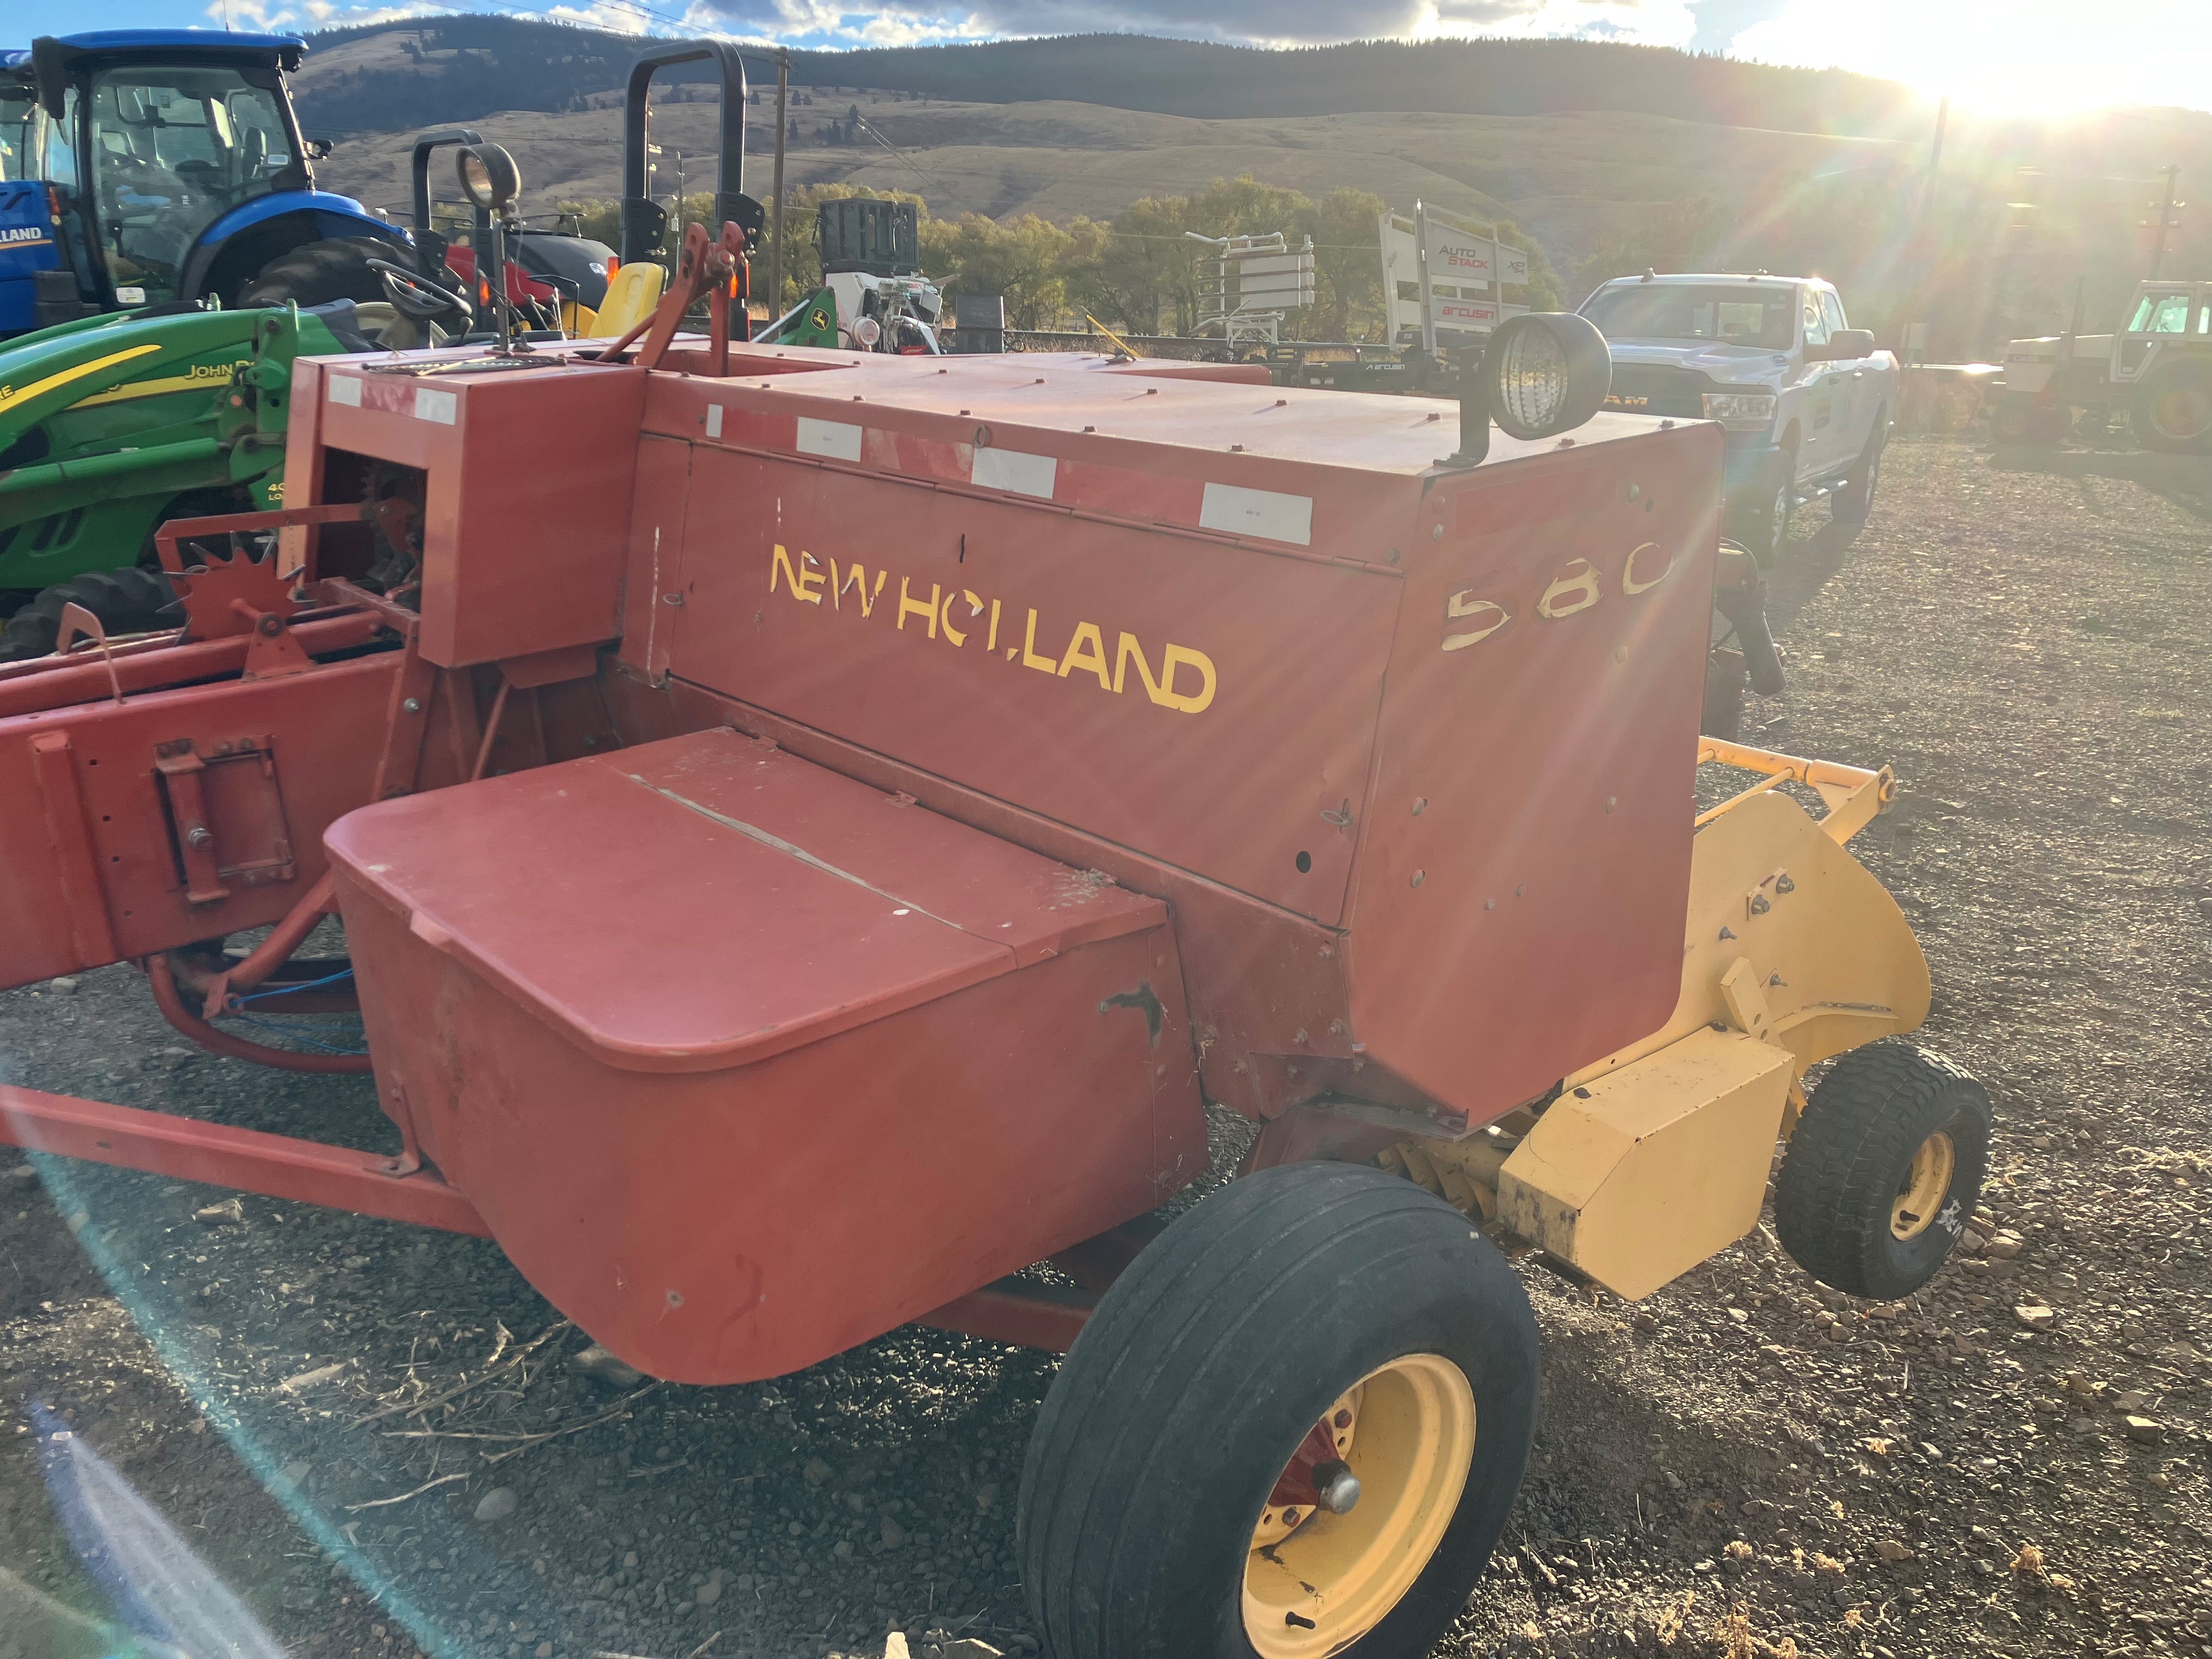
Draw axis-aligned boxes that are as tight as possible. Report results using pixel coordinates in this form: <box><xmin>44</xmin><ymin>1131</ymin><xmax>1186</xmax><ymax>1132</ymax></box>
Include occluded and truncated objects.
<box><xmin>1</xmin><ymin>91</ymin><xmax>37</xmax><ymax>180</ymax></box>
<box><xmin>1582</xmin><ymin>285</ymin><xmax>1797</xmax><ymax>349</ymax></box>
<box><xmin>84</xmin><ymin>63</ymin><xmax>296</xmax><ymax>302</ymax></box>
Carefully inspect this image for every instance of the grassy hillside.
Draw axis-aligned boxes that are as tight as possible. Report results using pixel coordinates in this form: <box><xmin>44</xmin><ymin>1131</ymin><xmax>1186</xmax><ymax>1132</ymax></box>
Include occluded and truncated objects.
<box><xmin>301</xmin><ymin>16</ymin><xmax>2212</xmax><ymax>356</ymax></box>
<box><xmin>294</xmin><ymin>17</ymin><xmax>1927</xmax><ymax>136</ymax></box>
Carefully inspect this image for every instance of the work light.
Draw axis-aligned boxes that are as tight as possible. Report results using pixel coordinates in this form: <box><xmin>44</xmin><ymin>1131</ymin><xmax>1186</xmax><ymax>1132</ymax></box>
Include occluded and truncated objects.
<box><xmin>1484</xmin><ymin>312</ymin><xmax>1612</xmax><ymax>440</ymax></box>
<box><xmin>456</xmin><ymin>143</ymin><xmax>522</xmax><ymax>213</ymax></box>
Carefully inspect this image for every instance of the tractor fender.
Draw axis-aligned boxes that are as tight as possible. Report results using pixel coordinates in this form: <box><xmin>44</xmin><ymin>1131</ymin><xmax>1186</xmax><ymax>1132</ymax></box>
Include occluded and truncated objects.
<box><xmin>180</xmin><ymin>195</ymin><xmax>411</xmax><ymax>308</ymax></box>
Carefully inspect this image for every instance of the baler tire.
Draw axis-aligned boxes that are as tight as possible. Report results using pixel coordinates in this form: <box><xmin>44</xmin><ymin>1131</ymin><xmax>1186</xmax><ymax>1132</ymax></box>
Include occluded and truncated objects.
<box><xmin>1774</xmin><ymin>1040</ymin><xmax>1991</xmax><ymax>1300</ymax></box>
<box><xmin>0</xmin><ymin>565</ymin><xmax>179</xmax><ymax>663</ymax></box>
<box><xmin>1016</xmin><ymin>1161</ymin><xmax>1539</xmax><ymax>1659</ymax></box>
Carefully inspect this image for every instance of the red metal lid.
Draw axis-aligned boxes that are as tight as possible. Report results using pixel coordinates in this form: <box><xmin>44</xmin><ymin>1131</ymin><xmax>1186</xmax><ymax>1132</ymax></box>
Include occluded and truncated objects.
<box><xmin>326</xmin><ymin>728</ymin><xmax>1165</xmax><ymax>1073</ymax></box>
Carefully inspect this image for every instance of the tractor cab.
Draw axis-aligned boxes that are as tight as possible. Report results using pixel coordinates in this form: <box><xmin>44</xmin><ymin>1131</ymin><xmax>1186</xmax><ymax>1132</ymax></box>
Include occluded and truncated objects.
<box><xmin>27</xmin><ymin>34</ymin><xmax>313</xmax><ymax>310</ymax></box>
<box><xmin>2</xmin><ymin>31</ymin><xmax>401</xmax><ymax>337</ymax></box>
<box><xmin>2114</xmin><ymin>283</ymin><xmax>2210</xmax><ymax>382</ymax></box>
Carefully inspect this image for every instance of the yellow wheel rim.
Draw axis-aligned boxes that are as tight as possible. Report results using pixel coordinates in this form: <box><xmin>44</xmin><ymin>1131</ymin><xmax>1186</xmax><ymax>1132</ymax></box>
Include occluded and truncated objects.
<box><xmin>1891</xmin><ymin>1130</ymin><xmax>1956</xmax><ymax>1240</ymax></box>
<box><xmin>1242</xmin><ymin>1354</ymin><xmax>1476</xmax><ymax>1659</ymax></box>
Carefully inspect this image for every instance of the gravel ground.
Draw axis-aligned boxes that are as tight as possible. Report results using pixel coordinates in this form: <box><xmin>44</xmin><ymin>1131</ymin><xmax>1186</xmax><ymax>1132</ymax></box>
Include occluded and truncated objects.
<box><xmin>3</xmin><ymin>431</ymin><xmax>2209</xmax><ymax>1659</ymax></box>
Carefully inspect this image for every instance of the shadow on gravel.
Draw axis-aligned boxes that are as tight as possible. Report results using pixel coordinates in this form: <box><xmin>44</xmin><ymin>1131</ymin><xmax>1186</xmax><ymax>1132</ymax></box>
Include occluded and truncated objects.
<box><xmin>1762</xmin><ymin>517</ymin><xmax>1863</xmax><ymax>638</ymax></box>
<box><xmin>1985</xmin><ymin>443</ymin><xmax>2212</xmax><ymax>521</ymax></box>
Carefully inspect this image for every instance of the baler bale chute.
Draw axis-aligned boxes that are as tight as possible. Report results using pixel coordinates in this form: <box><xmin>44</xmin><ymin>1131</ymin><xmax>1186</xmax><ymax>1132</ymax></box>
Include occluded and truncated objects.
<box><xmin>0</xmin><ymin>221</ymin><xmax>1990</xmax><ymax>1659</ymax></box>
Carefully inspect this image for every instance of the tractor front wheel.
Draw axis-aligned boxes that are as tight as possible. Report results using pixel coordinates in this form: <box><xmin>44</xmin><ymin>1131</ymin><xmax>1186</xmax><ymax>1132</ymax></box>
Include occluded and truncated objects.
<box><xmin>1017</xmin><ymin>1162</ymin><xmax>1539</xmax><ymax>1659</ymax></box>
<box><xmin>1774</xmin><ymin>1040</ymin><xmax>1991</xmax><ymax>1300</ymax></box>
<box><xmin>0</xmin><ymin>566</ymin><xmax>179</xmax><ymax>664</ymax></box>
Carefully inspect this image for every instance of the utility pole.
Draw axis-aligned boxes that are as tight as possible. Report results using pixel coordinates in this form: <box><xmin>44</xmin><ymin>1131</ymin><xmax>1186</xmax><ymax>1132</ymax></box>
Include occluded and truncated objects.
<box><xmin>1928</xmin><ymin>97</ymin><xmax>1948</xmax><ymax>178</ymax></box>
<box><xmin>771</xmin><ymin>48</ymin><xmax>788</xmax><ymax>315</ymax></box>
<box><xmin>2147</xmin><ymin>163</ymin><xmax>2181</xmax><ymax>278</ymax></box>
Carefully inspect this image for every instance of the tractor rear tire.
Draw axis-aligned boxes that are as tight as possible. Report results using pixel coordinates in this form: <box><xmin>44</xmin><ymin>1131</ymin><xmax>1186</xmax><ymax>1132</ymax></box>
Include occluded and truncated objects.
<box><xmin>237</xmin><ymin>239</ymin><xmax>397</xmax><ymax>330</ymax></box>
<box><xmin>1017</xmin><ymin>1162</ymin><xmax>1539</xmax><ymax>1659</ymax></box>
<box><xmin>2132</xmin><ymin>360</ymin><xmax>2212</xmax><ymax>454</ymax></box>
<box><xmin>1774</xmin><ymin>1040</ymin><xmax>1991</xmax><ymax>1300</ymax></box>
<box><xmin>0</xmin><ymin>565</ymin><xmax>179</xmax><ymax>663</ymax></box>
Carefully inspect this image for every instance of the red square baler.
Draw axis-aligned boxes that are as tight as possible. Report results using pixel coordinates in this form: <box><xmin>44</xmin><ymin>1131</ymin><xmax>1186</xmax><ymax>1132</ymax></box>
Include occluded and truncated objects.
<box><xmin>0</xmin><ymin>300</ymin><xmax>1986</xmax><ymax>1659</ymax></box>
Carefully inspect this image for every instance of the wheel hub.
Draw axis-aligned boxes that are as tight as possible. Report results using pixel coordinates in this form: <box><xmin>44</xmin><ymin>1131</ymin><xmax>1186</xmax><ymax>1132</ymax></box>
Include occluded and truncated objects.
<box><xmin>1892</xmin><ymin>1130</ymin><xmax>1956</xmax><ymax>1240</ymax></box>
<box><xmin>1243</xmin><ymin>1354</ymin><xmax>1477</xmax><ymax>1658</ymax></box>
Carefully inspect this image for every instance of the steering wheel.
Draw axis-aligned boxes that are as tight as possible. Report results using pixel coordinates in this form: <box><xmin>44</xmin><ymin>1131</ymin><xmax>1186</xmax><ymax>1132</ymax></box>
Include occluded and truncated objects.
<box><xmin>367</xmin><ymin>258</ymin><xmax>473</xmax><ymax>327</ymax></box>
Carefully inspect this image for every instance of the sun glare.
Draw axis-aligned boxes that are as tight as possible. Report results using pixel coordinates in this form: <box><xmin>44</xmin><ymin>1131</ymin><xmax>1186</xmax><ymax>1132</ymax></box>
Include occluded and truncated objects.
<box><xmin>1731</xmin><ymin>0</ymin><xmax>2212</xmax><ymax>117</ymax></box>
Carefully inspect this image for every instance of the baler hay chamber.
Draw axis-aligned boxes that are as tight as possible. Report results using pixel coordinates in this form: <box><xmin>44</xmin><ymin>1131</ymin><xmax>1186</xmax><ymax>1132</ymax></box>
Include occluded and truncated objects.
<box><xmin>0</xmin><ymin>250</ymin><xmax>1988</xmax><ymax>1659</ymax></box>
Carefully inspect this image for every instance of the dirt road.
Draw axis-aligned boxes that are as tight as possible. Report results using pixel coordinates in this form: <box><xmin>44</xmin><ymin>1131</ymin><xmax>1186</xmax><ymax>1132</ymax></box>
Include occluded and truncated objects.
<box><xmin>3</xmin><ymin>433</ymin><xmax>2208</xmax><ymax>1659</ymax></box>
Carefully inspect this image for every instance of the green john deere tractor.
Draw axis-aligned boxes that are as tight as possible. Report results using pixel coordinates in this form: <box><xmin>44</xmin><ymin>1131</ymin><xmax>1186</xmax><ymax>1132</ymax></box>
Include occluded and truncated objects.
<box><xmin>0</xmin><ymin>300</ymin><xmax>379</xmax><ymax>660</ymax></box>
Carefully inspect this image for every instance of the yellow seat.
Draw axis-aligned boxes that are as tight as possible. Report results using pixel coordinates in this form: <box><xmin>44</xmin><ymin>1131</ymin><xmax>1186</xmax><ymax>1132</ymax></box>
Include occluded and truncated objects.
<box><xmin>588</xmin><ymin>262</ymin><xmax>667</xmax><ymax>338</ymax></box>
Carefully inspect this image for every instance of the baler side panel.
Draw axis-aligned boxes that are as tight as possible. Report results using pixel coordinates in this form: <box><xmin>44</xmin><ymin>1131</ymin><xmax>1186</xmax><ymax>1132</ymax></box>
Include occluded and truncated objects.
<box><xmin>662</xmin><ymin>444</ymin><xmax>1401</xmax><ymax>926</ymax></box>
<box><xmin>1346</xmin><ymin>427</ymin><xmax>1726</xmax><ymax>1118</ymax></box>
<box><xmin>618</xmin><ymin>436</ymin><xmax>692</xmax><ymax>683</ymax></box>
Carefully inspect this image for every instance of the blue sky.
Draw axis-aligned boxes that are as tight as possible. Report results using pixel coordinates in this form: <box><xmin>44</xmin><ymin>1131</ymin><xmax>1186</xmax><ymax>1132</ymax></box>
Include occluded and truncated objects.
<box><xmin>12</xmin><ymin>0</ymin><xmax>2210</xmax><ymax>115</ymax></box>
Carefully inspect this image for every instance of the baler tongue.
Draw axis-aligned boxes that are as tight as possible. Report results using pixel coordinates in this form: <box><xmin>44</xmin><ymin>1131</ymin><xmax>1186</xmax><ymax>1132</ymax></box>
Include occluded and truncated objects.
<box><xmin>322</xmin><ymin>727</ymin><xmax>1203</xmax><ymax>1383</ymax></box>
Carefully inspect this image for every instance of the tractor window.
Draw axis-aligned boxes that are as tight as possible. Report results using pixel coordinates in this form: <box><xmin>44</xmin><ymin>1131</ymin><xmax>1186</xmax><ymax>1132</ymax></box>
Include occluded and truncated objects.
<box><xmin>1</xmin><ymin>92</ymin><xmax>37</xmax><ymax>180</ymax></box>
<box><xmin>84</xmin><ymin>64</ymin><xmax>296</xmax><ymax>303</ymax></box>
<box><xmin>2126</xmin><ymin>291</ymin><xmax>2194</xmax><ymax>334</ymax></box>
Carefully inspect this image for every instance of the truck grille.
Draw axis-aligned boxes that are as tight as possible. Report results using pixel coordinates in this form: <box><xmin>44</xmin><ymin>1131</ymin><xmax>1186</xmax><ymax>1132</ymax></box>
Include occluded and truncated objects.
<box><xmin>1602</xmin><ymin>366</ymin><xmax>1707</xmax><ymax>419</ymax></box>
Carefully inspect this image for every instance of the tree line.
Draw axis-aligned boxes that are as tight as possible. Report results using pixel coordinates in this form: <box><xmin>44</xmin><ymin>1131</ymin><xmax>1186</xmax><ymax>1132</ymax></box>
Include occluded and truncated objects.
<box><xmin>555</xmin><ymin>175</ymin><xmax>1560</xmax><ymax>342</ymax></box>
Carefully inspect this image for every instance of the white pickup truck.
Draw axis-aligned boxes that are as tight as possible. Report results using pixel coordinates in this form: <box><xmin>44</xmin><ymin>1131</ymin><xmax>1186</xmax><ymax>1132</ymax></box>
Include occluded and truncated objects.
<box><xmin>1578</xmin><ymin>273</ymin><xmax>1899</xmax><ymax>558</ymax></box>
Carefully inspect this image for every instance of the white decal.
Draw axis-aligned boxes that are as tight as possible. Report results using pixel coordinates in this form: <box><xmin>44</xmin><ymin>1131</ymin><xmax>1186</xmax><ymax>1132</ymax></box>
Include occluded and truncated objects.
<box><xmin>795</xmin><ymin>417</ymin><xmax>862</xmax><ymax>461</ymax></box>
<box><xmin>415</xmin><ymin>387</ymin><xmax>458</xmax><ymax>425</ymax></box>
<box><xmin>1200</xmin><ymin>482</ymin><xmax>1313</xmax><ymax>546</ymax></box>
<box><xmin>972</xmin><ymin>446</ymin><xmax>1057</xmax><ymax>499</ymax></box>
<box><xmin>327</xmin><ymin>375</ymin><xmax>362</xmax><ymax>407</ymax></box>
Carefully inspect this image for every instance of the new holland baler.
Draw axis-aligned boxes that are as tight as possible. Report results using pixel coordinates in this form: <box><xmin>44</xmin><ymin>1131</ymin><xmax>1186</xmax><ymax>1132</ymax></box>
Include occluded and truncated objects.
<box><xmin>0</xmin><ymin>229</ymin><xmax>1989</xmax><ymax>1659</ymax></box>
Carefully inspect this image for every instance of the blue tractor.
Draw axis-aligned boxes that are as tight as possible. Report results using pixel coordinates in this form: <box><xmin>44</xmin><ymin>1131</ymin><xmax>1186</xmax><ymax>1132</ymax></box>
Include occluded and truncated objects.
<box><xmin>1</xmin><ymin>30</ymin><xmax>409</xmax><ymax>340</ymax></box>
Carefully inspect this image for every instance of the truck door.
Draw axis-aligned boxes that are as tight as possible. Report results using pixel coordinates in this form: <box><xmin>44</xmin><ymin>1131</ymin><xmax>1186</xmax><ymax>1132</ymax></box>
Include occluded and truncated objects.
<box><xmin>1818</xmin><ymin>289</ymin><xmax>1865</xmax><ymax>467</ymax></box>
<box><xmin>1797</xmin><ymin>287</ymin><xmax>1838</xmax><ymax>478</ymax></box>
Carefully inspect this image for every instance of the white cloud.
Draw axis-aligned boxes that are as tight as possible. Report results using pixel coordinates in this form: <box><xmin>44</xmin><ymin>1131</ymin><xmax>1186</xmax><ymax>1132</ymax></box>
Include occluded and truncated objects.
<box><xmin>1731</xmin><ymin>0</ymin><xmax>2212</xmax><ymax>114</ymax></box>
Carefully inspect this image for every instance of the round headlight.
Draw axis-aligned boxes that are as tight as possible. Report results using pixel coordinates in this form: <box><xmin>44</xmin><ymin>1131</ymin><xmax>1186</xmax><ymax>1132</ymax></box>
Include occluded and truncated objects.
<box><xmin>1485</xmin><ymin>312</ymin><xmax>1612</xmax><ymax>441</ymax></box>
<box><xmin>850</xmin><ymin>315</ymin><xmax>882</xmax><ymax>349</ymax></box>
<box><xmin>456</xmin><ymin>143</ymin><xmax>522</xmax><ymax>213</ymax></box>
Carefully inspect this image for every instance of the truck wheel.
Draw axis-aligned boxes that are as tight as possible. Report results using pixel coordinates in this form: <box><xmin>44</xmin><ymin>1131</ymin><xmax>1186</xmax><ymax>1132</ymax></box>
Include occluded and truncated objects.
<box><xmin>1018</xmin><ymin>1162</ymin><xmax>1539</xmax><ymax>1659</ymax></box>
<box><xmin>1733</xmin><ymin>473</ymin><xmax>1793</xmax><ymax>562</ymax></box>
<box><xmin>2132</xmin><ymin>361</ymin><xmax>2212</xmax><ymax>454</ymax></box>
<box><xmin>1831</xmin><ymin>421</ymin><xmax>1885</xmax><ymax>524</ymax></box>
<box><xmin>1774</xmin><ymin>1040</ymin><xmax>1991</xmax><ymax>1300</ymax></box>
<box><xmin>1702</xmin><ymin>647</ymin><xmax>1747</xmax><ymax>740</ymax></box>
<box><xmin>0</xmin><ymin>565</ymin><xmax>179</xmax><ymax>663</ymax></box>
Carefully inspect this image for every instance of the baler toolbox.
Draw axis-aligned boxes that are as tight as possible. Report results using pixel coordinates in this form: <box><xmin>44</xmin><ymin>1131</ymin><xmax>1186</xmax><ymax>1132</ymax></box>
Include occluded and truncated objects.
<box><xmin>326</xmin><ymin>726</ymin><xmax>1203</xmax><ymax>1382</ymax></box>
